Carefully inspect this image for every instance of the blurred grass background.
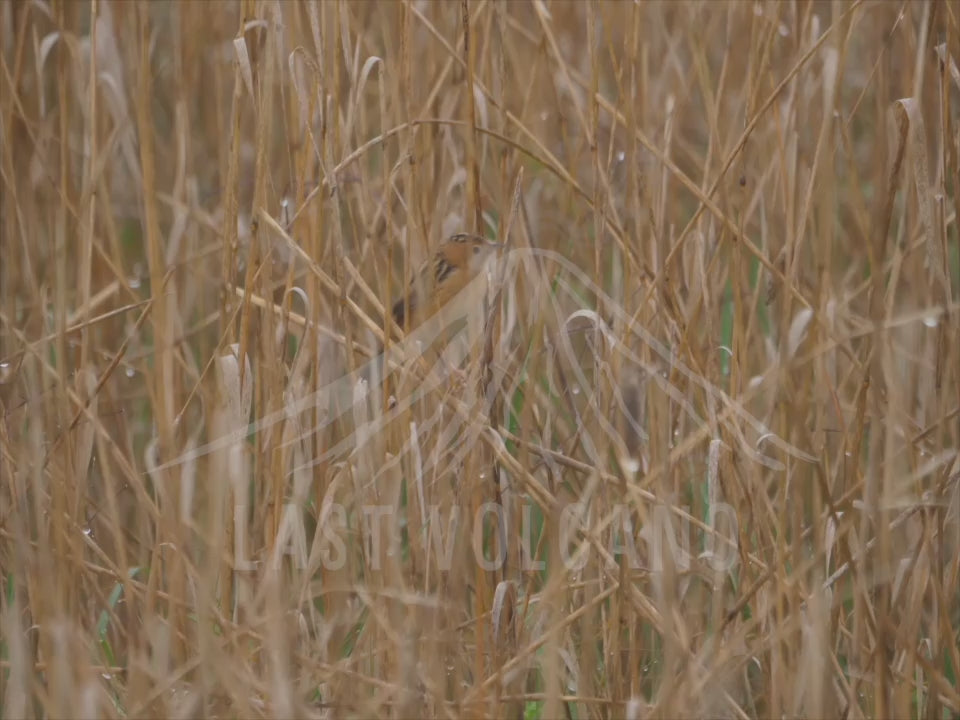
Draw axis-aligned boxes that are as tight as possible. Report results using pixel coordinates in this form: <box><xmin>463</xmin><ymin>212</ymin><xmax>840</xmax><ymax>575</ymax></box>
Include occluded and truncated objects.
<box><xmin>1</xmin><ymin>1</ymin><xmax>959</xmax><ymax>718</ymax></box>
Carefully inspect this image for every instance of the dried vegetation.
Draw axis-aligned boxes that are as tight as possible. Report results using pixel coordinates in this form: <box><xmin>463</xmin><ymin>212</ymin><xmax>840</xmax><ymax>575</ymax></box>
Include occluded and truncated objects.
<box><xmin>1</xmin><ymin>1</ymin><xmax>959</xmax><ymax>718</ymax></box>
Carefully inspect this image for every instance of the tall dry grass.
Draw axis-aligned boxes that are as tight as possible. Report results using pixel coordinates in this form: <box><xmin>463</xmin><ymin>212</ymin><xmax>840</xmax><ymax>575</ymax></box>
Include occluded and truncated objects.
<box><xmin>1</xmin><ymin>1</ymin><xmax>959</xmax><ymax>718</ymax></box>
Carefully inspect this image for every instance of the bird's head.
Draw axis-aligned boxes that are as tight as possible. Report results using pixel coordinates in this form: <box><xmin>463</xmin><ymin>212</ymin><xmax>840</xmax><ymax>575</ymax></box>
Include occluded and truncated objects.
<box><xmin>441</xmin><ymin>233</ymin><xmax>501</xmax><ymax>277</ymax></box>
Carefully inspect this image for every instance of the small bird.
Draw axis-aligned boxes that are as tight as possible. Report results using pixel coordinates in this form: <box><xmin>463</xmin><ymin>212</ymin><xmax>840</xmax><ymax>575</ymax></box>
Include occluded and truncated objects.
<box><xmin>376</xmin><ymin>233</ymin><xmax>500</xmax><ymax>390</ymax></box>
<box><xmin>390</xmin><ymin>232</ymin><xmax>500</xmax><ymax>335</ymax></box>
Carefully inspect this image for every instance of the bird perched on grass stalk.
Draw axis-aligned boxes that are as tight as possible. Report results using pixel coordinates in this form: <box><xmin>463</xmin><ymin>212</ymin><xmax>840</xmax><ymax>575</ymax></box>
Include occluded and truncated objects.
<box><xmin>390</xmin><ymin>232</ymin><xmax>501</xmax><ymax>334</ymax></box>
<box><xmin>379</xmin><ymin>232</ymin><xmax>500</xmax><ymax>389</ymax></box>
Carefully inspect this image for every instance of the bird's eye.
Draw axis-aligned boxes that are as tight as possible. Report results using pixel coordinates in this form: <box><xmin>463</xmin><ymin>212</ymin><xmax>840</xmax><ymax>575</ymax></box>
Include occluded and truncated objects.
<box><xmin>473</xmin><ymin>245</ymin><xmax>481</xmax><ymax>254</ymax></box>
